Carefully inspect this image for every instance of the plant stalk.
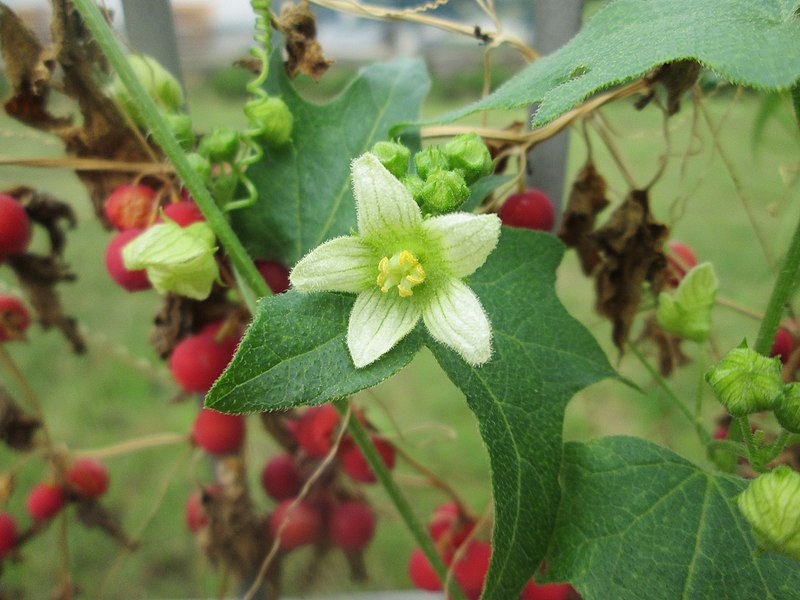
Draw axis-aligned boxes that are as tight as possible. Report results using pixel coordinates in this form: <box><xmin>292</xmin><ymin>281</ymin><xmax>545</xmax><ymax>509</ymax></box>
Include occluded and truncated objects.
<box><xmin>71</xmin><ymin>0</ymin><xmax>271</xmax><ymax>300</ymax></box>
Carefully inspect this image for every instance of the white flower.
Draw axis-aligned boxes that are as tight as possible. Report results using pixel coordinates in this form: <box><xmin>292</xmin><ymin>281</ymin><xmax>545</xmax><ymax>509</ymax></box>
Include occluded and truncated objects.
<box><xmin>290</xmin><ymin>152</ymin><xmax>501</xmax><ymax>368</ymax></box>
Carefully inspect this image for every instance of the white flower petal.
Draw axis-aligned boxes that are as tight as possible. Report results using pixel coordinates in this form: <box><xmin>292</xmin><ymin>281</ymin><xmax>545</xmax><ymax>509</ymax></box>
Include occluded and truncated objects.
<box><xmin>290</xmin><ymin>236</ymin><xmax>374</xmax><ymax>293</ymax></box>
<box><xmin>422</xmin><ymin>213</ymin><xmax>501</xmax><ymax>278</ymax></box>
<box><xmin>347</xmin><ymin>287</ymin><xmax>422</xmax><ymax>368</ymax></box>
<box><xmin>352</xmin><ymin>153</ymin><xmax>422</xmax><ymax>238</ymax></box>
<box><xmin>423</xmin><ymin>278</ymin><xmax>492</xmax><ymax>366</ymax></box>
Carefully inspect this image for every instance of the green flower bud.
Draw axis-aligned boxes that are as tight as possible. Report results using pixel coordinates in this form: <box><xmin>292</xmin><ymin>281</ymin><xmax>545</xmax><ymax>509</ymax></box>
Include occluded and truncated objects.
<box><xmin>198</xmin><ymin>127</ymin><xmax>240</xmax><ymax>163</ymax></box>
<box><xmin>737</xmin><ymin>466</ymin><xmax>800</xmax><ymax>561</ymax></box>
<box><xmin>656</xmin><ymin>263</ymin><xmax>718</xmax><ymax>342</ymax></box>
<box><xmin>244</xmin><ymin>96</ymin><xmax>293</xmax><ymax>146</ymax></box>
<box><xmin>414</xmin><ymin>146</ymin><xmax>449</xmax><ymax>180</ymax></box>
<box><xmin>185</xmin><ymin>152</ymin><xmax>211</xmax><ymax>183</ymax></box>
<box><xmin>109</xmin><ymin>54</ymin><xmax>184</xmax><ymax>126</ymax></box>
<box><xmin>418</xmin><ymin>170</ymin><xmax>470</xmax><ymax>215</ymax></box>
<box><xmin>371</xmin><ymin>141</ymin><xmax>410</xmax><ymax>179</ymax></box>
<box><xmin>401</xmin><ymin>175</ymin><xmax>425</xmax><ymax>202</ymax></box>
<box><xmin>776</xmin><ymin>383</ymin><xmax>800</xmax><ymax>433</ymax></box>
<box><xmin>443</xmin><ymin>133</ymin><xmax>493</xmax><ymax>185</ymax></box>
<box><xmin>122</xmin><ymin>220</ymin><xmax>219</xmax><ymax>300</ymax></box>
<box><xmin>705</xmin><ymin>343</ymin><xmax>785</xmax><ymax>417</ymax></box>
<box><xmin>165</xmin><ymin>113</ymin><xmax>194</xmax><ymax>151</ymax></box>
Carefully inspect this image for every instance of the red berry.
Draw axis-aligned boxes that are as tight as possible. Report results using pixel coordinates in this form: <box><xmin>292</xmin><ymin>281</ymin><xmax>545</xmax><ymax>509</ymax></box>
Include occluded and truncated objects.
<box><xmin>0</xmin><ymin>294</ymin><xmax>31</xmax><ymax>342</ymax></box>
<box><xmin>105</xmin><ymin>229</ymin><xmax>151</xmax><ymax>291</ymax></box>
<box><xmin>770</xmin><ymin>327</ymin><xmax>794</xmax><ymax>364</ymax></box>
<box><xmin>191</xmin><ymin>408</ymin><xmax>245</xmax><ymax>455</ymax></box>
<box><xmin>255</xmin><ymin>259</ymin><xmax>290</xmax><ymax>294</ymax></box>
<box><xmin>499</xmin><ymin>189</ymin><xmax>555</xmax><ymax>232</ymax></box>
<box><xmin>713</xmin><ymin>424</ymin><xmax>728</xmax><ymax>440</ymax></box>
<box><xmin>170</xmin><ymin>334</ymin><xmax>235</xmax><ymax>393</ymax></box>
<box><xmin>520</xmin><ymin>579</ymin><xmax>573</xmax><ymax>600</ymax></box>
<box><xmin>268</xmin><ymin>499</ymin><xmax>323</xmax><ymax>550</ymax></box>
<box><xmin>66</xmin><ymin>458</ymin><xmax>110</xmax><ymax>498</ymax></box>
<box><xmin>453</xmin><ymin>540</ymin><xmax>492</xmax><ymax>600</ymax></box>
<box><xmin>666</xmin><ymin>240</ymin><xmax>697</xmax><ymax>286</ymax></box>
<box><xmin>339</xmin><ymin>436</ymin><xmax>396</xmax><ymax>484</ymax></box>
<box><xmin>408</xmin><ymin>547</ymin><xmax>443</xmax><ymax>591</ymax></box>
<box><xmin>161</xmin><ymin>200</ymin><xmax>205</xmax><ymax>226</ymax></box>
<box><xmin>328</xmin><ymin>500</ymin><xmax>376</xmax><ymax>551</ymax></box>
<box><xmin>185</xmin><ymin>485</ymin><xmax>222</xmax><ymax>533</ymax></box>
<box><xmin>261</xmin><ymin>453</ymin><xmax>302</xmax><ymax>501</ymax></box>
<box><xmin>0</xmin><ymin>193</ymin><xmax>31</xmax><ymax>255</ymax></box>
<box><xmin>104</xmin><ymin>184</ymin><xmax>158</xmax><ymax>230</ymax></box>
<box><xmin>428</xmin><ymin>501</ymin><xmax>476</xmax><ymax>552</ymax></box>
<box><xmin>294</xmin><ymin>405</ymin><xmax>341</xmax><ymax>458</ymax></box>
<box><xmin>0</xmin><ymin>512</ymin><xmax>18</xmax><ymax>558</ymax></box>
<box><xmin>26</xmin><ymin>483</ymin><xmax>65</xmax><ymax>521</ymax></box>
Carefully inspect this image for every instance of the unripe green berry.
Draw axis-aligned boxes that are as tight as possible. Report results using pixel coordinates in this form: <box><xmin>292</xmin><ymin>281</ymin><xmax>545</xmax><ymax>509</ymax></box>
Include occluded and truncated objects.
<box><xmin>371</xmin><ymin>142</ymin><xmax>410</xmax><ymax>179</ymax></box>
<box><xmin>165</xmin><ymin>113</ymin><xmax>194</xmax><ymax>151</ymax></box>
<box><xmin>775</xmin><ymin>383</ymin><xmax>800</xmax><ymax>433</ymax></box>
<box><xmin>443</xmin><ymin>133</ymin><xmax>493</xmax><ymax>184</ymax></box>
<box><xmin>418</xmin><ymin>170</ymin><xmax>470</xmax><ymax>215</ymax></box>
<box><xmin>109</xmin><ymin>54</ymin><xmax>184</xmax><ymax>126</ymax></box>
<box><xmin>185</xmin><ymin>153</ymin><xmax>211</xmax><ymax>183</ymax></box>
<box><xmin>401</xmin><ymin>175</ymin><xmax>425</xmax><ymax>202</ymax></box>
<box><xmin>705</xmin><ymin>344</ymin><xmax>785</xmax><ymax>417</ymax></box>
<box><xmin>244</xmin><ymin>97</ymin><xmax>293</xmax><ymax>146</ymax></box>
<box><xmin>199</xmin><ymin>127</ymin><xmax>240</xmax><ymax>163</ymax></box>
<box><xmin>737</xmin><ymin>466</ymin><xmax>800</xmax><ymax>561</ymax></box>
<box><xmin>414</xmin><ymin>146</ymin><xmax>449</xmax><ymax>180</ymax></box>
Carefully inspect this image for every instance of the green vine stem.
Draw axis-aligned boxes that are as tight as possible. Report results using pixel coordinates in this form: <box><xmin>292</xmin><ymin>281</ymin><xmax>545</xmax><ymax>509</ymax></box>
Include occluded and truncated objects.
<box><xmin>71</xmin><ymin>0</ymin><xmax>271</xmax><ymax>300</ymax></box>
<box><xmin>333</xmin><ymin>399</ymin><xmax>469</xmax><ymax>600</ymax></box>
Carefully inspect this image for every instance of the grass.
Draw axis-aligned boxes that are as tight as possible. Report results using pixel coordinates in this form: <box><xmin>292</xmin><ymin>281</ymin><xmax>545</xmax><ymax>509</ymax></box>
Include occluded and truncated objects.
<box><xmin>0</xmin><ymin>68</ymin><xmax>798</xmax><ymax>599</ymax></box>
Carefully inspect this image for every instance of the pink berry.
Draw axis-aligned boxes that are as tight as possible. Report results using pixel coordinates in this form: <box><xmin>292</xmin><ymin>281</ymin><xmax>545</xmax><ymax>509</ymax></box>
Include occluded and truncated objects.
<box><xmin>26</xmin><ymin>483</ymin><xmax>65</xmax><ymax>521</ymax></box>
<box><xmin>0</xmin><ymin>294</ymin><xmax>31</xmax><ymax>342</ymax></box>
<box><xmin>66</xmin><ymin>458</ymin><xmax>110</xmax><ymax>498</ymax></box>
<box><xmin>520</xmin><ymin>579</ymin><xmax>573</xmax><ymax>600</ymax></box>
<box><xmin>408</xmin><ymin>547</ymin><xmax>442</xmax><ymax>591</ymax></box>
<box><xmin>105</xmin><ymin>229</ymin><xmax>151</xmax><ymax>291</ymax></box>
<box><xmin>104</xmin><ymin>184</ymin><xmax>158</xmax><ymax>230</ymax></box>
<box><xmin>170</xmin><ymin>334</ymin><xmax>235</xmax><ymax>393</ymax></box>
<box><xmin>0</xmin><ymin>512</ymin><xmax>18</xmax><ymax>558</ymax></box>
<box><xmin>255</xmin><ymin>259</ymin><xmax>290</xmax><ymax>294</ymax></box>
<box><xmin>453</xmin><ymin>540</ymin><xmax>492</xmax><ymax>600</ymax></box>
<box><xmin>328</xmin><ymin>500</ymin><xmax>376</xmax><ymax>551</ymax></box>
<box><xmin>428</xmin><ymin>501</ymin><xmax>476</xmax><ymax>552</ymax></box>
<box><xmin>268</xmin><ymin>499</ymin><xmax>323</xmax><ymax>550</ymax></box>
<box><xmin>0</xmin><ymin>193</ymin><xmax>31</xmax><ymax>256</ymax></box>
<box><xmin>770</xmin><ymin>327</ymin><xmax>794</xmax><ymax>364</ymax></box>
<box><xmin>294</xmin><ymin>405</ymin><xmax>341</xmax><ymax>458</ymax></box>
<box><xmin>261</xmin><ymin>453</ymin><xmax>302</xmax><ymax>501</ymax></box>
<box><xmin>191</xmin><ymin>408</ymin><xmax>245</xmax><ymax>455</ymax></box>
<box><xmin>666</xmin><ymin>240</ymin><xmax>697</xmax><ymax>286</ymax></box>
<box><xmin>161</xmin><ymin>200</ymin><xmax>205</xmax><ymax>226</ymax></box>
<box><xmin>499</xmin><ymin>189</ymin><xmax>555</xmax><ymax>231</ymax></box>
<box><xmin>339</xmin><ymin>436</ymin><xmax>396</xmax><ymax>484</ymax></box>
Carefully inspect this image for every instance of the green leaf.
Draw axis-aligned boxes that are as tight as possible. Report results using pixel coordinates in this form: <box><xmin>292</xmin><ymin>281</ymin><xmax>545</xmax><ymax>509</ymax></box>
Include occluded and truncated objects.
<box><xmin>427</xmin><ymin>228</ymin><xmax>615</xmax><ymax>600</ymax></box>
<box><xmin>204</xmin><ymin>291</ymin><xmax>424</xmax><ymax>412</ymax></box>
<box><xmin>438</xmin><ymin>0</ymin><xmax>800</xmax><ymax>128</ymax></box>
<box><xmin>232</xmin><ymin>54</ymin><xmax>430</xmax><ymax>265</ymax></box>
<box><xmin>656</xmin><ymin>262</ymin><xmax>718</xmax><ymax>342</ymax></box>
<box><xmin>547</xmin><ymin>436</ymin><xmax>800</xmax><ymax>599</ymax></box>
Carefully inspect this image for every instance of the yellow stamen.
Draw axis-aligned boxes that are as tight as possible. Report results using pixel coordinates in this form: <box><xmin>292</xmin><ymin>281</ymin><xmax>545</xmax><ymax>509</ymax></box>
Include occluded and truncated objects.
<box><xmin>375</xmin><ymin>250</ymin><xmax>426</xmax><ymax>297</ymax></box>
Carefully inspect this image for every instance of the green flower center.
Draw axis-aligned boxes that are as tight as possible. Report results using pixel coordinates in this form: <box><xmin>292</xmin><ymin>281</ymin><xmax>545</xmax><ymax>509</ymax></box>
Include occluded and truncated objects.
<box><xmin>376</xmin><ymin>250</ymin><xmax>426</xmax><ymax>298</ymax></box>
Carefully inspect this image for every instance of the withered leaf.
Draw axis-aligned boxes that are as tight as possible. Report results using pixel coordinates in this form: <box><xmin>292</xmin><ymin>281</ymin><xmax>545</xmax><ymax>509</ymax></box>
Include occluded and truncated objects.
<box><xmin>75</xmin><ymin>499</ymin><xmax>138</xmax><ymax>549</ymax></box>
<box><xmin>5</xmin><ymin>186</ymin><xmax>76</xmax><ymax>255</ymax></box>
<box><xmin>558</xmin><ymin>161</ymin><xmax>610</xmax><ymax>274</ymax></box>
<box><xmin>0</xmin><ymin>384</ymin><xmax>41</xmax><ymax>451</ymax></box>
<box><xmin>638</xmin><ymin>314</ymin><xmax>691</xmax><ymax>377</ymax></box>
<box><xmin>592</xmin><ymin>189</ymin><xmax>669</xmax><ymax>350</ymax></box>
<box><xmin>635</xmin><ymin>59</ymin><xmax>701</xmax><ymax>116</ymax></box>
<box><xmin>278</xmin><ymin>0</ymin><xmax>334</xmax><ymax>80</ymax></box>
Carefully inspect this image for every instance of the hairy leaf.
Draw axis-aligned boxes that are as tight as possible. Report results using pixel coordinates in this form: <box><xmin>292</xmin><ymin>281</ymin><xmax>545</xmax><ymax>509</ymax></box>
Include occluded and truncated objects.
<box><xmin>548</xmin><ymin>436</ymin><xmax>800</xmax><ymax>599</ymax></box>
<box><xmin>427</xmin><ymin>228</ymin><xmax>615</xmax><ymax>600</ymax></box>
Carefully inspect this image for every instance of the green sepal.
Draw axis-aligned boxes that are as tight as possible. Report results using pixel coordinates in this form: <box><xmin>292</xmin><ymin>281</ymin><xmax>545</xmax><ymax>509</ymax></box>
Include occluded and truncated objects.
<box><xmin>443</xmin><ymin>132</ymin><xmax>493</xmax><ymax>185</ymax></box>
<box><xmin>199</xmin><ymin>127</ymin><xmax>240</xmax><ymax>163</ymax></box>
<box><xmin>164</xmin><ymin>113</ymin><xmax>194</xmax><ymax>151</ymax></box>
<box><xmin>656</xmin><ymin>262</ymin><xmax>718</xmax><ymax>342</ymax></box>
<box><xmin>776</xmin><ymin>383</ymin><xmax>800</xmax><ymax>433</ymax></box>
<box><xmin>371</xmin><ymin>141</ymin><xmax>411</xmax><ymax>179</ymax></box>
<box><xmin>185</xmin><ymin>152</ymin><xmax>211</xmax><ymax>183</ymax></box>
<box><xmin>414</xmin><ymin>146</ymin><xmax>448</xmax><ymax>180</ymax></box>
<box><xmin>108</xmin><ymin>54</ymin><xmax>184</xmax><ymax>126</ymax></box>
<box><xmin>244</xmin><ymin>96</ymin><xmax>294</xmax><ymax>146</ymax></box>
<box><xmin>705</xmin><ymin>344</ymin><xmax>785</xmax><ymax>416</ymax></box>
<box><xmin>418</xmin><ymin>170</ymin><xmax>470</xmax><ymax>215</ymax></box>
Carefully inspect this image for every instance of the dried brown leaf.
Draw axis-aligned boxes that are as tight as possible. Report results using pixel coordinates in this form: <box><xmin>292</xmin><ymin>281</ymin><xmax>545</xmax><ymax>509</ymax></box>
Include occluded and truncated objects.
<box><xmin>6</xmin><ymin>186</ymin><xmax>76</xmax><ymax>255</ymax></box>
<box><xmin>635</xmin><ymin>59</ymin><xmax>701</xmax><ymax>116</ymax></box>
<box><xmin>278</xmin><ymin>0</ymin><xmax>334</xmax><ymax>80</ymax></box>
<box><xmin>558</xmin><ymin>161</ymin><xmax>610</xmax><ymax>274</ymax></box>
<box><xmin>638</xmin><ymin>315</ymin><xmax>691</xmax><ymax>377</ymax></box>
<box><xmin>75</xmin><ymin>499</ymin><xmax>138</xmax><ymax>549</ymax></box>
<box><xmin>592</xmin><ymin>189</ymin><xmax>669</xmax><ymax>350</ymax></box>
<box><xmin>0</xmin><ymin>384</ymin><xmax>41</xmax><ymax>451</ymax></box>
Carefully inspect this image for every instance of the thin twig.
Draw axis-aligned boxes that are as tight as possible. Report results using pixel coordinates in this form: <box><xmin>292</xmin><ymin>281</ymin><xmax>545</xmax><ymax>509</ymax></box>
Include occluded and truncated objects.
<box><xmin>73</xmin><ymin>432</ymin><xmax>188</xmax><ymax>459</ymax></box>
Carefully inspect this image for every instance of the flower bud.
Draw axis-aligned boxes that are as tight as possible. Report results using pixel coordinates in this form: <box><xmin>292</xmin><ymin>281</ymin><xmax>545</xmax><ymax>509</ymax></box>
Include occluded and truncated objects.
<box><xmin>109</xmin><ymin>54</ymin><xmax>184</xmax><ymax>126</ymax></box>
<box><xmin>244</xmin><ymin>96</ymin><xmax>293</xmax><ymax>146</ymax></box>
<box><xmin>775</xmin><ymin>382</ymin><xmax>800</xmax><ymax>433</ymax></box>
<box><xmin>705</xmin><ymin>343</ymin><xmax>785</xmax><ymax>416</ymax></box>
<box><xmin>401</xmin><ymin>175</ymin><xmax>425</xmax><ymax>202</ymax></box>
<box><xmin>418</xmin><ymin>170</ymin><xmax>470</xmax><ymax>215</ymax></box>
<box><xmin>656</xmin><ymin>262</ymin><xmax>718</xmax><ymax>342</ymax></box>
<box><xmin>414</xmin><ymin>146</ymin><xmax>449</xmax><ymax>180</ymax></box>
<box><xmin>165</xmin><ymin>113</ymin><xmax>194</xmax><ymax>151</ymax></box>
<box><xmin>199</xmin><ymin>127</ymin><xmax>240</xmax><ymax>163</ymax></box>
<box><xmin>122</xmin><ymin>220</ymin><xmax>218</xmax><ymax>300</ymax></box>
<box><xmin>737</xmin><ymin>466</ymin><xmax>800</xmax><ymax>561</ymax></box>
<box><xmin>370</xmin><ymin>142</ymin><xmax>410</xmax><ymax>179</ymax></box>
<box><xmin>185</xmin><ymin>152</ymin><xmax>211</xmax><ymax>183</ymax></box>
<box><xmin>443</xmin><ymin>133</ymin><xmax>493</xmax><ymax>184</ymax></box>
